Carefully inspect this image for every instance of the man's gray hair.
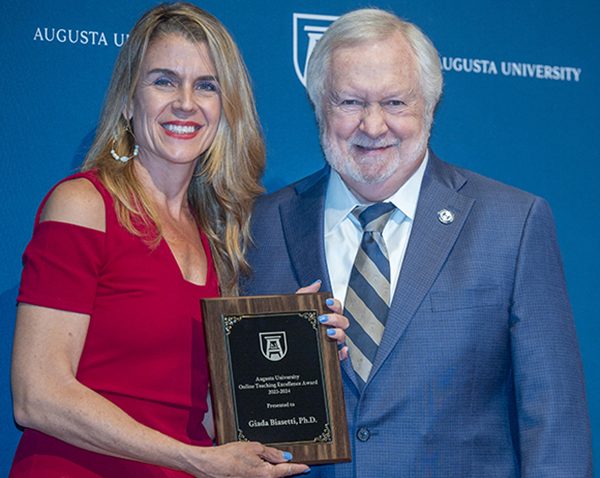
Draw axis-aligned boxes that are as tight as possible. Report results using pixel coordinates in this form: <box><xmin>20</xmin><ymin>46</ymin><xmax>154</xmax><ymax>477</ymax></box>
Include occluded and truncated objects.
<box><xmin>306</xmin><ymin>8</ymin><xmax>443</xmax><ymax>129</ymax></box>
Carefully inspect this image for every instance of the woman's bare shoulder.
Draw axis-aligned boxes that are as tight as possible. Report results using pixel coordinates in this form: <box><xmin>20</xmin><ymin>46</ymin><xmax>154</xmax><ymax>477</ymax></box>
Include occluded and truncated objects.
<box><xmin>40</xmin><ymin>177</ymin><xmax>106</xmax><ymax>232</ymax></box>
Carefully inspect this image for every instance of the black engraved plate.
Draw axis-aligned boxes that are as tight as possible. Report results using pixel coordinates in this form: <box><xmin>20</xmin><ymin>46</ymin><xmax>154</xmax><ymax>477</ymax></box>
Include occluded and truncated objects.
<box><xmin>202</xmin><ymin>293</ymin><xmax>351</xmax><ymax>464</ymax></box>
<box><xmin>225</xmin><ymin>312</ymin><xmax>329</xmax><ymax>444</ymax></box>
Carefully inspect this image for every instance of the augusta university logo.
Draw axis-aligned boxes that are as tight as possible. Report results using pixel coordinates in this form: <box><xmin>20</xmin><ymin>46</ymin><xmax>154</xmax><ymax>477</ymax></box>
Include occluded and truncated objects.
<box><xmin>292</xmin><ymin>13</ymin><xmax>338</xmax><ymax>86</ymax></box>
<box><xmin>259</xmin><ymin>331</ymin><xmax>288</xmax><ymax>361</ymax></box>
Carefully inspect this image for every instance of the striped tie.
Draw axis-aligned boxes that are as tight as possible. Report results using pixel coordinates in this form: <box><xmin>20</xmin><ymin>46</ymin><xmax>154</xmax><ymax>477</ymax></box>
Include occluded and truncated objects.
<box><xmin>345</xmin><ymin>202</ymin><xmax>396</xmax><ymax>387</ymax></box>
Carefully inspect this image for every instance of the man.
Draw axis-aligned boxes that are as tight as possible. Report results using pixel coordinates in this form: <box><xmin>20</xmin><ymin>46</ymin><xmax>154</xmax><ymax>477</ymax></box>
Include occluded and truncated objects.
<box><xmin>242</xmin><ymin>8</ymin><xmax>591</xmax><ymax>477</ymax></box>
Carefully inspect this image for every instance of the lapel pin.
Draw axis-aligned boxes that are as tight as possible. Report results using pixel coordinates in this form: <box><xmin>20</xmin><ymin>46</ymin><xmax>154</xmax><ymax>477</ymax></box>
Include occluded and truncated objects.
<box><xmin>437</xmin><ymin>209</ymin><xmax>454</xmax><ymax>224</ymax></box>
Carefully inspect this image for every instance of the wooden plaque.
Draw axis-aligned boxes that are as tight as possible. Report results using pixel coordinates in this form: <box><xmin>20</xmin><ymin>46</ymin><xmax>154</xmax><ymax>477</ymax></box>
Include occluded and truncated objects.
<box><xmin>201</xmin><ymin>293</ymin><xmax>351</xmax><ymax>464</ymax></box>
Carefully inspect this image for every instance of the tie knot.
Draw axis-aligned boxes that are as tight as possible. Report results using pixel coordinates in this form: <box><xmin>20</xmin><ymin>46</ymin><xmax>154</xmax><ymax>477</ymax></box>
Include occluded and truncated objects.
<box><xmin>353</xmin><ymin>202</ymin><xmax>396</xmax><ymax>233</ymax></box>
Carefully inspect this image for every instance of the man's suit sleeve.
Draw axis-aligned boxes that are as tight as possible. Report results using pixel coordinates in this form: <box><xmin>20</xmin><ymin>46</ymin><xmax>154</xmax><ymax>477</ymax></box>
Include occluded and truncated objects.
<box><xmin>510</xmin><ymin>197</ymin><xmax>592</xmax><ymax>476</ymax></box>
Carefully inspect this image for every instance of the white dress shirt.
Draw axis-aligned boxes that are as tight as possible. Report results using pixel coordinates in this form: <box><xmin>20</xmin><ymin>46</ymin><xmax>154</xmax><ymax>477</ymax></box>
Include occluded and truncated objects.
<box><xmin>324</xmin><ymin>152</ymin><xmax>428</xmax><ymax>305</ymax></box>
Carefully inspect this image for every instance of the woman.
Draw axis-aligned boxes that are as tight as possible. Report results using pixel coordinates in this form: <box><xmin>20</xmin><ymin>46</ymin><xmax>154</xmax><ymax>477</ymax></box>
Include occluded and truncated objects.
<box><xmin>10</xmin><ymin>3</ymin><xmax>346</xmax><ymax>477</ymax></box>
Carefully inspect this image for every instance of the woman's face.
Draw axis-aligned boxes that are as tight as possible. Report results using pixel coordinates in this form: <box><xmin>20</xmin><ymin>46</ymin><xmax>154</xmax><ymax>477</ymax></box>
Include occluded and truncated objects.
<box><xmin>128</xmin><ymin>33</ymin><xmax>222</xmax><ymax>168</ymax></box>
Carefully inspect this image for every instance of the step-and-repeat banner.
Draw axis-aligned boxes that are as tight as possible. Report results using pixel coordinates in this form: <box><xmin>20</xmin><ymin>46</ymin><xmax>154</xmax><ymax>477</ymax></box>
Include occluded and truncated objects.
<box><xmin>1</xmin><ymin>1</ymin><xmax>598</xmax><ymax>473</ymax></box>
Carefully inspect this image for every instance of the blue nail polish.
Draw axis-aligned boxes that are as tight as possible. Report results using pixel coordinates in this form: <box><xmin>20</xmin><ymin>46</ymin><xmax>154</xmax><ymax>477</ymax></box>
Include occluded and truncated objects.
<box><xmin>303</xmin><ymin>468</ymin><xmax>312</xmax><ymax>474</ymax></box>
<box><xmin>318</xmin><ymin>315</ymin><xmax>328</xmax><ymax>323</ymax></box>
<box><xmin>326</xmin><ymin>298</ymin><xmax>334</xmax><ymax>306</ymax></box>
<box><xmin>283</xmin><ymin>451</ymin><xmax>293</xmax><ymax>461</ymax></box>
<box><xmin>327</xmin><ymin>328</ymin><xmax>336</xmax><ymax>336</ymax></box>
<box><xmin>312</xmin><ymin>279</ymin><xmax>322</xmax><ymax>285</ymax></box>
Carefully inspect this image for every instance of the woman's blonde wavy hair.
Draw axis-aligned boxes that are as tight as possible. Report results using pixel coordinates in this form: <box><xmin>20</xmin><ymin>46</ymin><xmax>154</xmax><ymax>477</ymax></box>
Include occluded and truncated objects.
<box><xmin>82</xmin><ymin>2</ymin><xmax>265</xmax><ymax>295</ymax></box>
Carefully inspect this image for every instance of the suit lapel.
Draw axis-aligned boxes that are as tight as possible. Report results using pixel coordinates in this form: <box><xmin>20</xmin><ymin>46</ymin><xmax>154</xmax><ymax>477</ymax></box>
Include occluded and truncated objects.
<box><xmin>279</xmin><ymin>167</ymin><xmax>361</xmax><ymax>390</ymax></box>
<box><xmin>279</xmin><ymin>167</ymin><xmax>332</xmax><ymax>292</ymax></box>
<box><xmin>368</xmin><ymin>156</ymin><xmax>475</xmax><ymax>386</ymax></box>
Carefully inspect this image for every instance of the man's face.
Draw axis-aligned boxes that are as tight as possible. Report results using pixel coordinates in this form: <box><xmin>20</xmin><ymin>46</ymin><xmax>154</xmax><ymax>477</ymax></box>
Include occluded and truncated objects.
<box><xmin>322</xmin><ymin>32</ymin><xmax>429</xmax><ymax>202</ymax></box>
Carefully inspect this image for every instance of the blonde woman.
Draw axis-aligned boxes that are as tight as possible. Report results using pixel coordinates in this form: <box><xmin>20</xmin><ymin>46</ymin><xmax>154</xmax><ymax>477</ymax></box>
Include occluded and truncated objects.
<box><xmin>10</xmin><ymin>3</ymin><xmax>345</xmax><ymax>477</ymax></box>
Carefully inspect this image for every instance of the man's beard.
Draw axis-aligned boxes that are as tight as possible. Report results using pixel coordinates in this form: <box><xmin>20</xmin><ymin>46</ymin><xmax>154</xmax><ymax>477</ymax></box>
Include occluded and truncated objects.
<box><xmin>322</xmin><ymin>129</ymin><xmax>428</xmax><ymax>185</ymax></box>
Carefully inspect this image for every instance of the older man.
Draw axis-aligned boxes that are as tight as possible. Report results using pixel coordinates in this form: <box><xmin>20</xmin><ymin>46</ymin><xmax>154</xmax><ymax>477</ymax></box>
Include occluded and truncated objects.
<box><xmin>242</xmin><ymin>8</ymin><xmax>591</xmax><ymax>477</ymax></box>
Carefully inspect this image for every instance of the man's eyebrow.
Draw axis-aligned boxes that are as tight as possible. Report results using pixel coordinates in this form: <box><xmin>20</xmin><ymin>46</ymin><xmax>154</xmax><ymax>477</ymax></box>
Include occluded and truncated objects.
<box><xmin>382</xmin><ymin>88</ymin><xmax>420</xmax><ymax>100</ymax></box>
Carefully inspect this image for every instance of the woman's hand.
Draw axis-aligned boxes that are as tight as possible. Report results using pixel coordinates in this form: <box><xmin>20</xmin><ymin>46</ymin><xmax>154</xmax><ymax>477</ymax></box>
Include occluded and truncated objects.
<box><xmin>296</xmin><ymin>281</ymin><xmax>349</xmax><ymax>360</ymax></box>
<box><xmin>184</xmin><ymin>441</ymin><xmax>309</xmax><ymax>477</ymax></box>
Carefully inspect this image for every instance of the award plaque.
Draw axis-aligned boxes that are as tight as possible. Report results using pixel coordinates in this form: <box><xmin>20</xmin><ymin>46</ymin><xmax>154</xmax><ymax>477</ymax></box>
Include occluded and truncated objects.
<box><xmin>201</xmin><ymin>293</ymin><xmax>351</xmax><ymax>464</ymax></box>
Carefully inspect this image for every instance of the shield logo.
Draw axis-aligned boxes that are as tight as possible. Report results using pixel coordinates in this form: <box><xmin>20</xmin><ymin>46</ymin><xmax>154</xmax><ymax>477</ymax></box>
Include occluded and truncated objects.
<box><xmin>259</xmin><ymin>331</ymin><xmax>288</xmax><ymax>361</ymax></box>
<box><xmin>292</xmin><ymin>12</ymin><xmax>339</xmax><ymax>86</ymax></box>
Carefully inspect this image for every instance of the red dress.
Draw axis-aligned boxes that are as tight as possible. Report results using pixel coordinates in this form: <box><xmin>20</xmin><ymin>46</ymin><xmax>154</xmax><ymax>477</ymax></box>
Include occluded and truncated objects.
<box><xmin>11</xmin><ymin>171</ymin><xmax>220</xmax><ymax>477</ymax></box>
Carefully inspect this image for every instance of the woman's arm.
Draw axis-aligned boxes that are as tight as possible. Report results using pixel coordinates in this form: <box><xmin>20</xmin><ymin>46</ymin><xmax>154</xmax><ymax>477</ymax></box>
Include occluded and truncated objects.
<box><xmin>11</xmin><ymin>179</ymin><xmax>308</xmax><ymax>477</ymax></box>
<box><xmin>12</xmin><ymin>304</ymin><xmax>307</xmax><ymax>476</ymax></box>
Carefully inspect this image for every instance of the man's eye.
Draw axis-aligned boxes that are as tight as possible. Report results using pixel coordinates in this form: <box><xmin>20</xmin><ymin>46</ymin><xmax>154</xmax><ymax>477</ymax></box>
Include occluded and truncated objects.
<box><xmin>382</xmin><ymin>100</ymin><xmax>406</xmax><ymax>112</ymax></box>
<box><xmin>340</xmin><ymin>99</ymin><xmax>363</xmax><ymax>106</ymax></box>
<box><xmin>337</xmin><ymin>99</ymin><xmax>365</xmax><ymax>113</ymax></box>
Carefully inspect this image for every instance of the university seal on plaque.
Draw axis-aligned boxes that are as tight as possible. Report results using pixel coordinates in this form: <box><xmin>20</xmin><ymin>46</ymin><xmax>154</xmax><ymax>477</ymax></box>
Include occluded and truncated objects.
<box><xmin>259</xmin><ymin>331</ymin><xmax>288</xmax><ymax>361</ymax></box>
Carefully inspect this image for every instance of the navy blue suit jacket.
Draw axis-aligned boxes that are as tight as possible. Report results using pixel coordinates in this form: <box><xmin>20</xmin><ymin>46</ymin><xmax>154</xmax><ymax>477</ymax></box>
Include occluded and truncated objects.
<box><xmin>242</xmin><ymin>153</ymin><xmax>591</xmax><ymax>477</ymax></box>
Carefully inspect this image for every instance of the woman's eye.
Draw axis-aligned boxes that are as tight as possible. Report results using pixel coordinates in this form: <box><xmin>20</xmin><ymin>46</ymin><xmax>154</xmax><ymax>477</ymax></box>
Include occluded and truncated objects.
<box><xmin>196</xmin><ymin>81</ymin><xmax>219</xmax><ymax>93</ymax></box>
<box><xmin>153</xmin><ymin>77</ymin><xmax>174</xmax><ymax>87</ymax></box>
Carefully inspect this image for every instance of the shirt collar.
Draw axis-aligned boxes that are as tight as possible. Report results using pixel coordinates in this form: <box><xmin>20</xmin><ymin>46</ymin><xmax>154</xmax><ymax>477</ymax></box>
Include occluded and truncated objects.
<box><xmin>324</xmin><ymin>150</ymin><xmax>429</xmax><ymax>234</ymax></box>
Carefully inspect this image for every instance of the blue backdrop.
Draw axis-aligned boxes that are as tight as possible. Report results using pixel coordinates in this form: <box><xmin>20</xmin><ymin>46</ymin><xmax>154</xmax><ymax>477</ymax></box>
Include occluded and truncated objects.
<box><xmin>1</xmin><ymin>1</ymin><xmax>598</xmax><ymax>474</ymax></box>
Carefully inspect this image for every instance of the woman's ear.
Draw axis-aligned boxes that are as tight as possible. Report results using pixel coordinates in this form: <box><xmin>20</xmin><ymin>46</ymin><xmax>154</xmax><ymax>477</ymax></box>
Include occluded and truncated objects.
<box><xmin>123</xmin><ymin>96</ymin><xmax>134</xmax><ymax>124</ymax></box>
<box><xmin>123</xmin><ymin>107</ymin><xmax>133</xmax><ymax>124</ymax></box>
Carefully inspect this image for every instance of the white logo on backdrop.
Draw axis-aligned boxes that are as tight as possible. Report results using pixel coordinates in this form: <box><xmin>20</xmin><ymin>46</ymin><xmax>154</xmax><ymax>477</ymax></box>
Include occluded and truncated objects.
<box><xmin>292</xmin><ymin>13</ymin><xmax>338</xmax><ymax>86</ymax></box>
<box><xmin>290</xmin><ymin>12</ymin><xmax>581</xmax><ymax>84</ymax></box>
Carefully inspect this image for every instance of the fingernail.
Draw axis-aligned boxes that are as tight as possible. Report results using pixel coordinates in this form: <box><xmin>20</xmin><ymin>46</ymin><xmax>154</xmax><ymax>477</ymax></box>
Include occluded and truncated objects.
<box><xmin>303</xmin><ymin>468</ymin><xmax>312</xmax><ymax>474</ymax></box>
<box><xmin>318</xmin><ymin>315</ymin><xmax>328</xmax><ymax>323</ymax></box>
<box><xmin>311</xmin><ymin>279</ymin><xmax>322</xmax><ymax>285</ymax></box>
<box><xmin>283</xmin><ymin>451</ymin><xmax>293</xmax><ymax>461</ymax></box>
<box><xmin>325</xmin><ymin>298</ymin><xmax>334</xmax><ymax>306</ymax></box>
<box><xmin>327</xmin><ymin>328</ymin><xmax>336</xmax><ymax>336</ymax></box>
